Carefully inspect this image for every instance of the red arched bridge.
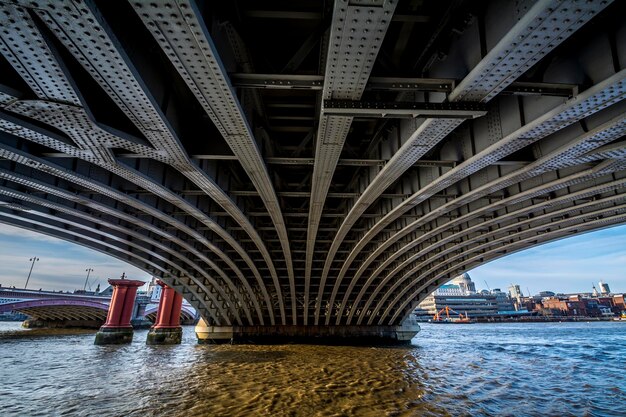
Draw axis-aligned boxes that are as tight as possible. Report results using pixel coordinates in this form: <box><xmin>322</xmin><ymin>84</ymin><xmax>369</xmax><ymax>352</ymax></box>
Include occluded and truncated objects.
<box><xmin>0</xmin><ymin>287</ymin><xmax>195</xmax><ymax>327</ymax></box>
<box><xmin>0</xmin><ymin>0</ymin><xmax>625</xmax><ymax>341</ymax></box>
<box><xmin>0</xmin><ymin>299</ymin><xmax>109</xmax><ymax>323</ymax></box>
<box><xmin>0</xmin><ymin>299</ymin><xmax>197</xmax><ymax>325</ymax></box>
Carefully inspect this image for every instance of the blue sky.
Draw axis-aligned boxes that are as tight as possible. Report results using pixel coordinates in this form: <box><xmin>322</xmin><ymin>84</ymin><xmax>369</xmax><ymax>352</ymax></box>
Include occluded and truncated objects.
<box><xmin>0</xmin><ymin>222</ymin><xmax>624</xmax><ymax>295</ymax></box>
<box><xmin>0</xmin><ymin>223</ymin><xmax>151</xmax><ymax>292</ymax></box>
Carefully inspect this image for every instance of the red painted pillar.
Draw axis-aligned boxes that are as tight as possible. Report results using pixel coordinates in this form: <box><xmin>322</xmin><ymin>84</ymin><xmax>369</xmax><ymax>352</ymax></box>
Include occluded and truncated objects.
<box><xmin>95</xmin><ymin>278</ymin><xmax>144</xmax><ymax>345</ymax></box>
<box><xmin>147</xmin><ymin>281</ymin><xmax>183</xmax><ymax>344</ymax></box>
<box><xmin>169</xmin><ymin>292</ymin><xmax>184</xmax><ymax>327</ymax></box>
<box><xmin>103</xmin><ymin>285</ymin><xmax>127</xmax><ymax>327</ymax></box>
<box><xmin>153</xmin><ymin>281</ymin><xmax>182</xmax><ymax>329</ymax></box>
<box><xmin>155</xmin><ymin>283</ymin><xmax>175</xmax><ymax>328</ymax></box>
<box><xmin>119</xmin><ymin>284</ymin><xmax>141</xmax><ymax>327</ymax></box>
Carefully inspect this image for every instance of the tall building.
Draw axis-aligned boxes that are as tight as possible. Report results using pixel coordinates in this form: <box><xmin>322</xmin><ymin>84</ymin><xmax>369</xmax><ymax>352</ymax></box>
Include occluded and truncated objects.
<box><xmin>599</xmin><ymin>281</ymin><xmax>611</xmax><ymax>295</ymax></box>
<box><xmin>508</xmin><ymin>284</ymin><xmax>523</xmax><ymax>300</ymax></box>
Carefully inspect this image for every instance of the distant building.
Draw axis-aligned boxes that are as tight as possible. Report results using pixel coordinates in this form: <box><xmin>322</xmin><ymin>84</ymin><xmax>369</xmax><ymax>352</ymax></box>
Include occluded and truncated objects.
<box><xmin>541</xmin><ymin>295</ymin><xmax>587</xmax><ymax>317</ymax></box>
<box><xmin>613</xmin><ymin>294</ymin><xmax>626</xmax><ymax>311</ymax></box>
<box><xmin>598</xmin><ymin>281</ymin><xmax>611</xmax><ymax>295</ymax></box>
<box><xmin>508</xmin><ymin>284</ymin><xmax>523</xmax><ymax>300</ymax></box>
<box><xmin>434</xmin><ymin>284</ymin><xmax>465</xmax><ymax>296</ymax></box>
<box><xmin>418</xmin><ymin>293</ymin><xmax>499</xmax><ymax>319</ymax></box>
<box><xmin>416</xmin><ymin>273</ymin><xmax>516</xmax><ymax>319</ymax></box>
<box><xmin>491</xmin><ymin>288</ymin><xmax>515</xmax><ymax>312</ymax></box>
<box><xmin>451</xmin><ymin>273</ymin><xmax>476</xmax><ymax>293</ymax></box>
<box><xmin>508</xmin><ymin>284</ymin><xmax>523</xmax><ymax>310</ymax></box>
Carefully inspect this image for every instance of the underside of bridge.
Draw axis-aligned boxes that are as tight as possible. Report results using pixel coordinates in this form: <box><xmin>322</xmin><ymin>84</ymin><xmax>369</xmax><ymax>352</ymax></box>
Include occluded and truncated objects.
<box><xmin>0</xmin><ymin>0</ymin><xmax>625</xmax><ymax>341</ymax></box>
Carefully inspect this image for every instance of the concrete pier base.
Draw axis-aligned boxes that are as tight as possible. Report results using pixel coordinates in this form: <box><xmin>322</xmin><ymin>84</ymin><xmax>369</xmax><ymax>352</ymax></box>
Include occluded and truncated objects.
<box><xmin>195</xmin><ymin>319</ymin><xmax>420</xmax><ymax>345</ymax></box>
<box><xmin>146</xmin><ymin>327</ymin><xmax>183</xmax><ymax>345</ymax></box>
<box><xmin>94</xmin><ymin>327</ymin><xmax>134</xmax><ymax>345</ymax></box>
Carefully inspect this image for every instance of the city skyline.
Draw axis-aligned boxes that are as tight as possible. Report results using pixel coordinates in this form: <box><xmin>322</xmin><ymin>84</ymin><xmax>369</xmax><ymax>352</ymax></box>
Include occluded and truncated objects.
<box><xmin>0</xmin><ymin>221</ymin><xmax>624</xmax><ymax>295</ymax></box>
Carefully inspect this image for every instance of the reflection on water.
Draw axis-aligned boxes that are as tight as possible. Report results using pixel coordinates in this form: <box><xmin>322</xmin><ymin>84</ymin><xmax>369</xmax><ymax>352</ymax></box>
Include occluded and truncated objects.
<box><xmin>1</xmin><ymin>321</ymin><xmax>625</xmax><ymax>416</ymax></box>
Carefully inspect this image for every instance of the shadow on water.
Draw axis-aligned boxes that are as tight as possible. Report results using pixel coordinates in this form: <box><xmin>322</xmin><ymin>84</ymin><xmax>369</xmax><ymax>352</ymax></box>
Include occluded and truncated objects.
<box><xmin>195</xmin><ymin>347</ymin><xmax>293</xmax><ymax>364</ymax></box>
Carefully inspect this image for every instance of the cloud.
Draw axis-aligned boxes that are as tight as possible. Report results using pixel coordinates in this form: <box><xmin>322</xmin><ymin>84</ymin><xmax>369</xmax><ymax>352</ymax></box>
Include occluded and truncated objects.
<box><xmin>0</xmin><ymin>222</ymin><xmax>65</xmax><ymax>245</ymax></box>
<box><xmin>0</xmin><ymin>223</ymin><xmax>151</xmax><ymax>291</ymax></box>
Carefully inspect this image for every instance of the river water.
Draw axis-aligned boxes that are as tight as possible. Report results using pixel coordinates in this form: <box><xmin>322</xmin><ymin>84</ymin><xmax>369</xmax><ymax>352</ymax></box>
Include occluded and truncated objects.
<box><xmin>1</xmin><ymin>321</ymin><xmax>624</xmax><ymax>416</ymax></box>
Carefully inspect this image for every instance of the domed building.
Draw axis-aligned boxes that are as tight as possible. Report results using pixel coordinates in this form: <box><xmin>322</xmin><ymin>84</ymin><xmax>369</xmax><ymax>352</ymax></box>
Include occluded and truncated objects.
<box><xmin>451</xmin><ymin>273</ymin><xmax>476</xmax><ymax>294</ymax></box>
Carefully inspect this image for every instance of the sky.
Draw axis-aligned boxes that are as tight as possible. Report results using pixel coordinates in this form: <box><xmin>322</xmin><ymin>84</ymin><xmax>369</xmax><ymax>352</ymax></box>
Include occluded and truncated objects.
<box><xmin>0</xmin><ymin>223</ymin><xmax>151</xmax><ymax>292</ymax></box>
<box><xmin>0</xmin><ymin>221</ymin><xmax>624</xmax><ymax>295</ymax></box>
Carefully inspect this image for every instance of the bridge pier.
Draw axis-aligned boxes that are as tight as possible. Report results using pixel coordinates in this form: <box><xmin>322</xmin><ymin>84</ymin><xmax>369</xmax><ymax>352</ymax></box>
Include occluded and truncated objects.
<box><xmin>94</xmin><ymin>279</ymin><xmax>144</xmax><ymax>345</ymax></box>
<box><xmin>146</xmin><ymin>281</ymin><xmax>183</xmax><ymax>345</ymax></box>
<box><xmin>194</xmin><ymin>320</ymin><xmax>420</xmax><ymax>345</ymax></box>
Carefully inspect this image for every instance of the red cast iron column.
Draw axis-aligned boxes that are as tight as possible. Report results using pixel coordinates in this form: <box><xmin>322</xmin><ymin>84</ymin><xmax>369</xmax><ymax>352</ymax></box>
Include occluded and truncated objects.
<box><xmin>95</xmin><ymin>278</ymin><xmax>144</xmax><ymax>344</ymax></box>
<box><xmin>169</xmin><ymin>292</ymin><xmax>184</xmax><ymax>327</ymax></box>
<box><xmin>147</xmin><ymin>280</ymin><xmax>184</xmax><ymax>344</ymax></box>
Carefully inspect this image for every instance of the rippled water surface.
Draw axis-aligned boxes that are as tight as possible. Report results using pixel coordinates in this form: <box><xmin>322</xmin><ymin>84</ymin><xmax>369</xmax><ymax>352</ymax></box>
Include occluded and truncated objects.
<box><xmin>1</xmin><ymin>321</ymin><xmax>625</xmax><ymax>416</ymax></box>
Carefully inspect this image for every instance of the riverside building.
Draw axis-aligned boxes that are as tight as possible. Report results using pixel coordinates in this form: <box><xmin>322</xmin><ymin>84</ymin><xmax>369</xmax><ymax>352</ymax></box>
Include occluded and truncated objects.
<box><xmin>415</xmin><ymin>273</ymin><xmax>512</xmax><ymax>320</ymax></box>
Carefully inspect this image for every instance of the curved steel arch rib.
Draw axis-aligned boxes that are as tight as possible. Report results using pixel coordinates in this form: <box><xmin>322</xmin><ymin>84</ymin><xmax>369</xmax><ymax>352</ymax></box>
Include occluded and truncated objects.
<box><xmin>387</xmin><ymin>211</ymin><xmax>626</xmax><ymax>325</ymax></box>
<box><xmin>128</xmin><ymin>0</ymin><xmax>296</xmax><ymax>325</ymax></box>
<box><xmin>306</xmin><ymin>0</ymin><xmax>397</xmax><ymax>325</ymax></box>
<box><xmin>371</xmin><ymin>183</ymin><xmax>626</xmax><ymax>324</ymax></box>
<box><xmin>0</xmin><ymin>204</ymin><xmax>233</xmax><ymax>324</ymax></box>
<box><xmin>0</xmin><ymin>0</ymin><xmax>283</xmax><ymax>324</ymax></box>
<box><xmin>0</xmin><ymin>183</ymin><xmax>247</xmax><ymax>325</ymax></box>
<box><xmin>0</xmin><ymin>169</ymin><xmax>258</xmax><ymax>324</ymax></box>
<box><xmin>337</xmin><ymin>69</ymin><xmax>626</xmax><ymax>324</ymax></box>
<box><xmin>347</xmin><ymin>106</ymin><xmax>626</xmax><ymax>324</ymax></box>
<box><xmin>0</xmin><ymin>213</ymin><xmax>225</xmax><ymax>325</ymax></box>
<box><xmin>318</xmin><ymin>0</ymin><xmax>615</xmax><ymax>325</ymax></box>
<box><xmin>354</xmin><ymin>176</ymin><xmax>626</xmax><ymax>325</ymax></box>
<box><xmin>0</xmin><ymin>142</ymin><xmax>264</xmax><ymax>324</ymax></box>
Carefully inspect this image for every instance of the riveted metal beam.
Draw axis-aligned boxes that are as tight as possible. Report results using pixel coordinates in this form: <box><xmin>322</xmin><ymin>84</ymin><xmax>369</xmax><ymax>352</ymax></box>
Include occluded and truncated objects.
<box><xmin>129</xmin><ymin>0</ymin><xmax>295</xmax><ymax>324</ymax></box>
<box><xmin>388</xmin><ymin>207</ymin><xmax>626</xmax><ymax>325</ymax></box>
<box><xmin>359</xmin><ymin>161</ymin><xmax>626</xmax><ymax>325</ymax></box>
<box><xmin>0</xmin><ymin>170</ymin><xmax>258</xmax><ymax>324</ymax></box>
<box><xmin>308</xmin><ymin>0</ymin><xmax>398</xmax><ymax>325</ymax></box>
<box><xmin>322</xmin><ymin>0</ymin><xmax>617</xmax><ymax>325</ymax></box>
<box><xmin>347</xmin><ymin>109</ymin><xmax>626</xmax><ymax>324</ymax></box>
<box><xmin>322</xmin><ymin>100</ymin><xmax>487</xmax><ymax>119</ymax></box>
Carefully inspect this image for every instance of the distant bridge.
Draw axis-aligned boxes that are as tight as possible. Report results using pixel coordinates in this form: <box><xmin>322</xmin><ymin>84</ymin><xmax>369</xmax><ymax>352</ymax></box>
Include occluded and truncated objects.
<box><xmin>0</xmin><ymin>0</ymin><xmax>625</xmax><ymax>340</ymax></box>
<box><xmin>0</xmin><ymin>287</ymin><xmax>196</xmax><ymax>326</ymax></box>
<box><xmin>0</xmin><ymin>299</ymin><xmax>109</xmax><ymax>322</ymax></box>
<box><xmin>143</xmin><ymin>304</ymin><xmax>197</xmax><ymax>324</ymax></box>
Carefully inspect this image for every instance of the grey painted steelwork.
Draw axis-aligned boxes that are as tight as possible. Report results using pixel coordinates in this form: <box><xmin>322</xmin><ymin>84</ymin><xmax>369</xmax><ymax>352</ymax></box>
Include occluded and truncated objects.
<box><xmin>0</xmin><ymin>0</ymin><xmax>624</xmax><ymax>330</ymax></box>
<box><xmin>305</xmin><ymin>0</ymin><xmax>397</xmax><ymax>325</ymax></box>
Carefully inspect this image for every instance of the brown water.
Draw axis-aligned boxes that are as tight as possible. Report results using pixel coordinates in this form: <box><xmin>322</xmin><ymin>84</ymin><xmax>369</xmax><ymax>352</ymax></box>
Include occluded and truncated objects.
<box><xmin>1</xmin><ymin>322</ymin><xmax>624</xmax><ymax>416</ymax></box>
